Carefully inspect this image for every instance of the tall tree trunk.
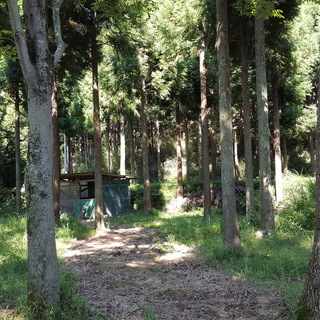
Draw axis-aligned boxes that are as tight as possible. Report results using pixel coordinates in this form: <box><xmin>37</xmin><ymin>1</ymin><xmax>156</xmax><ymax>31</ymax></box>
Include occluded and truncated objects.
<box><xmin>92</xmin><ymin>29</ymin><xmax>105</xmax><ymax>229</ymax></box>
<box><xmin>234</xmin><ymin>130</ymin><xmax>241</xmax><ymax>180</ymax></box>
<box><xmin>209</xmin><ymin>126</ymin><xmax>218</xmax><ymax>181</ymax></box>
<box><xmin>216</xmin><ymin>0</ymin><xmax>241</xmax><ymax>248</ymax></box>
<box><xmin>7</xmin><ymin>0</ymin><xmax>66</xmax><ymax>308</ymax></box>
<box><xmin>281</xmin><ymin>136</ymin><xmax>288</xmax><ymax>174</ymax></box>
<box><xmin>52</xmin><ymin>74</ymin><xmax>60</xmax><ymax>224</ymax></box>
<box><xmin>198</xmin><ymin>121</ymin><xmax>203</xmax><ymax>180</ymax></box>
<box><xmin>67</xmin><ymin>136</ymin><xmax>72</xmax><ymax>173</ymax></box>
<box><xmin>255</xmin><ymin>16</ymin><xmax>275</xmax><ymax>233</ymax></box>
<box><xmin>139</xmin><ymin>49</ymin><xmax>152</xmax><ymax>212</ymax></box>
<box><xmin>310</xmin><ymin>132</ymin><xmax>316</xmax><ymax>175</ymax></box>
<box><xmin>120</xmin><ymin>100</ymin><xmax>126</xmax><ymax>175</ymax></box>
<box><xmin>241</xmin><ymin>17</ymin><xmax>255</xmax><ymax>221</ymax></box>
<box><xmin>176</xmin><ymin>99</ymin><xmax>184</xmax><ymax>199</ymax></box>
<box><xmin>129</xmin><ymin>119</ymin><xmax>135</xmax><ymax>175</ymax></box>
<box><xmin>297</xmin><ymin>64</ymin><xmax>320</xmax><ymax>320</ymax></box>
<box><xmin>200</xmin><ymin>40</ymin><xmax>211</xmax><ymax>220</ymax></box>
<box><xmin>14</xmin><ymin>88</ymin><xmax>21</xmax><ymax>213</ymax></box>
<box><xmin>184</xmin><ymin>119</ymin><xmax>190</xmax><ymax>181</ymax></box>
<box><xmin>156</xmin><ymin>119</ymin><xmax>162</xmax><ymax>181</ymax></box>
<box><xmin>272</xmin><ymin>61</ymin><xmax>284</xmax><ymax>203</ymax></box>
<box><xmin>141</xmin><ymin>72</ymin><xmax>152</xmax><ymax>211</ymax></box>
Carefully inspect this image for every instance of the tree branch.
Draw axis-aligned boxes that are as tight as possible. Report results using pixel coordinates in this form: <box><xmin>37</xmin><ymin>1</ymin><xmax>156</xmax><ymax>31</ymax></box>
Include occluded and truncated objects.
<box><xmin>6</xmin><ymin>0</ymin><xmax>35</xmax><ymax>82</ymax></box>
<box><xmin>52</xmin><ymin>0</ymin><xmax>67</xmax><ymax>67</ymax></box>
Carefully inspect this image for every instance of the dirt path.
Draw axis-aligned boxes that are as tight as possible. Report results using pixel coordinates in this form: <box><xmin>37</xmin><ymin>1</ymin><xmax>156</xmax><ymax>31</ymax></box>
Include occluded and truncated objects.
<box><xmin>62</xmin><ymin>226</ymin><xmax>287</xmax><ymax>320</ymax></box>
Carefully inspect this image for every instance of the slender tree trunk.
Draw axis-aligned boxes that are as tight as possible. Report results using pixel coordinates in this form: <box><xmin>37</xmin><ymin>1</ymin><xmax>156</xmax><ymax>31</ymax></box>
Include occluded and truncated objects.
<box><xmin>67</xmin><ymin>136</ymin><xmax>72</xmax><ymax>173</ymax></box>
<box><xmin>216</xmin><ymin>0</ymin><xmax>241</xmax><ymax>248</ymax></box>
<box><xmin>297</xmin><ymin>64</ymin><xmax>320</xmax><ymax>320</ymax></box>
<box><xmin>198</xmin><ymin>121</ymin><xmax>203</xmax><ymax>180</ymax></box>
<box><xmin>141</xmin><ymin>72</ymin><xmax>152</xmax><ymax>211</ymax></box>
<box><xmin>255</xmin><ymin>16</ymin><xmax>275</xmax><ymax>233</ymax></box>
<box><xmin>184</xmin><ymin>119</ymin><xmax>190</xmax><ymax>181</ymax></box>
<box><xmin>234</xmin><ymin>130</ymin><xmax>241</xmax><ymax>180</ymax></box>
<box><xmin>120</xmin><ymin>100</ymin><xmax>126</xmax><ymax>175</ymax></box>
<box><xmin>176</xmin><ymin>99</ymin><xmax>184</xmax><ymax>199</ymax></box>
<box><xmin>156</xmin><ymin>119</ymin><xmax>162</xmax><ymax>181</ymax></box>
<box><xmin>139</xmin><ymin>48</ymin><xmax>152</xmax><ymax>212</ymax></box>
<box><xmin>200</xmin><ymin>40</ymin><xmax>211</xmax><ymax>220</ymax></box>
<box><xmin>129</xmin><ymin>119</ymin><xmax>135</xmax><ymax>175</ymax></box>
<box><xmin>282</xmin><ymin>136</ymin><xmax>288</xmax><ymax>174</ymax></box>
<box><xmin>241</xmin><ymin>17</ymin><xmax>255</xmax><ymax>221</ymax></box>
<box><xmin>92</xmin><ymin>29</ymin><xmax>105</xmax><ymax>229</ymax></box>
<box><xmin>272</xmin><ymin>62</ymin><xmax>283</xmax><ymax>203</ymax></box>
<box><xmin>209</xmin><ymin>126</ymin><xmax>218</xmax><ymax>181</ymax></box>
<box><xmin>63</xmin><ymin>133</ymin><xmax>67</xmax><ymax>173</ymax></box>
<box><xmin>310</xmin><ymin>132</ymin><xmax>316</xmax><ymax>175</ymax></box>
<box><xmin>52</xmin><ymin>74</ymin><xmax>60</xmax><ymax>224</ymax></box>
<box><xmin>84</xmin><ymin>133</ymin><xmax>88</xmax><ymax>168</ymax></box>
<box><xmin>14</xmin><ymin>89</ymin><xmax>21</xmax><ymax>213</ymax></box>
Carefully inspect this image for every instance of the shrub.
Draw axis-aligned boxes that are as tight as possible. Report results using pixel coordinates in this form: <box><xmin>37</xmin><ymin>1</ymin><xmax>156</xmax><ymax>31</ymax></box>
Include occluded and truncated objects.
<box><xmin>277</xmin><ymin>178</ymin><xmax>316</xmax><ymax>232</ymax></box>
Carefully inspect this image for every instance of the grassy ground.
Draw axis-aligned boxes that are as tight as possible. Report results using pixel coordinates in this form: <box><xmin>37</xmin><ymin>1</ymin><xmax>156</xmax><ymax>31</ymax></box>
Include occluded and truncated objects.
<box><xmin>0</xmin><ymin>213</ymin><xmax>95</xmax><ymax>320</ymax></box>
<box><xmin>0</xmin><ymin>172</ymin><xmax>316</xmax><ymax>319</ymax></box>
<box><xmin>112</xmin><ymin>172</ymin><xmax>316</xmax><ymax>319</ymax></box>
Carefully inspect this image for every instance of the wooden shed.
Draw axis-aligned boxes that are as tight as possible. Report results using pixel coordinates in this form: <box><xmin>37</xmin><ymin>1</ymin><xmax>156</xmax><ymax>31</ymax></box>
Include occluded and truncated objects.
<box><xmin>60</xmin><ymin>172</ymin><xmax>133</xmax><ymax>218</ymax></box>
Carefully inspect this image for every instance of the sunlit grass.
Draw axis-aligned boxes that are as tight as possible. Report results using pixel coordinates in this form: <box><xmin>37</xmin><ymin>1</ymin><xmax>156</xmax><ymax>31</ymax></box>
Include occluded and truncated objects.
<box><xmin>0</xmin><ymin>212</ymin><xmax>94</xmax><ymax>319</ymax></box>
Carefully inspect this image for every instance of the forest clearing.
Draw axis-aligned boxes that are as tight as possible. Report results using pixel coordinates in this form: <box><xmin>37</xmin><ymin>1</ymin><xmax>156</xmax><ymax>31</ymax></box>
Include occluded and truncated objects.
<box><xmin>2</xmin><ymin>0</ymin><xmax>320</xmax><ymax>319</ymax></box>
<box><xmin>0</xmin><ymin>173</ymin><xmax>315</xmax><ymax>319</ymax></box>
<box><xmin>62</xmin><ymin>225</ymin><xmax>284</xmax><ymax>320</ymax></box>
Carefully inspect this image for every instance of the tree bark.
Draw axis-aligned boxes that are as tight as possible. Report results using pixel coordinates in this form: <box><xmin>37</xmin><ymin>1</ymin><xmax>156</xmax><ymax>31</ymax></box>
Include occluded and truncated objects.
<box><xmin>91</xmin><ymin>28</ymin><xmax>105</xmax><ymax>229</ymax></box>
<box><xmin>128</xmin><ymin>119</ymin><xmax>135</xmax><ymax>175</ymax></box>
<box><xmin>198</xmin><ymin>121</ymin><xmax>203</xmax><ymax>180</ymax></box>
<box><xmin>176</xmin><ymin>99</ymin><xmax>184</xmax><ymax>199</ymax></box>
<box><xmin>14</xmin><ymin>88</ymin><xmax>21</xmax><ymax>213</ymax></box>
<box><xmin>281</xmin><ymin>136</ymin><xmax>288</xmax><ymax>174</ymax></box>
<box><xmin>7</xmin><ymin>0</ymin><xmax>66</xmax><ymax>307</ymax></box>
<box><xmin>216</xmin><ymin>0</ymin><xmax>241</xmax><ymax>248</ymax></box>
<box><xmin>141</xmin><ymin>71</ymin><xmax>152</xmax><ymax>211</ymax></box>
<box><xmin>139</xmin><ymin>48</ymin><xmax>152</xmax><ymax>212</ymax></box>
<box><xmin>310</xmin><ymin>132</ymin><xmax>316</xmax><ymax>175</ymax></box>
<box><xmin>156</xmin><ymin>119</ymin><xmax>162</xmax><ymax>181</ymax></box>
<box><xmin>234</xmin><ymin>129</ymin><xmax>241</xmax><ymax>180</ymax></box>
<box><xmin>200</xmin><ymin>40</ymin><xmax>211</xmax><ymax>220</ymax></box>
<box><xmin>52</xmin><ymin>74</ymin><xmax>61</xmax><ymax>224</ymax></box>
<box><xmin>297</xmin><ymin>64</ymin><xmax>320</xmax><ymax>320</ymax></box>
<box><xmin>209</xmin><ymin>125</ymin><xmax>218</xmax><ymax>181</ymax></box>
<box><xmin>272</xmin><ymin>61</ymin><xmax>284</xmax><ymax>204</ymax></box>
<box><xmin>184</xmin><ymin>119</ymin><xmax>190</xmax><ymax>181</ymax></box>
<box><xmin>120</xmin><ymin>100</ymin><xmax>126</xmax><ymax>175</ymax></box>
<box><xmin>241</xmin><ymin>17</ymin><xmax>255</xmax><ymax>221</ymax></box>
<box><xmin>255</xmin><ymin>16</ymin><xmax>275</xmax><ymax>232</ymax></box>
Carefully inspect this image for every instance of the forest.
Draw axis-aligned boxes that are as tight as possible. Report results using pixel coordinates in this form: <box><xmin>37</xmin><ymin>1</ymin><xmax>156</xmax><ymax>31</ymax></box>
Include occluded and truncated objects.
<box><xmin>1</xmin><ymin>0</ymin><xmax>320</xmax><ymax>319</ymax></box>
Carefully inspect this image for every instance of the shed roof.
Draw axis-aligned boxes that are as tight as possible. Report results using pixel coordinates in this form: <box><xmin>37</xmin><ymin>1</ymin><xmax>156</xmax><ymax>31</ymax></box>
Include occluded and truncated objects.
<box><xmin>60</xmin><ymin>172</ymin><xmax>135</xmax><ymax>181</ymax></box>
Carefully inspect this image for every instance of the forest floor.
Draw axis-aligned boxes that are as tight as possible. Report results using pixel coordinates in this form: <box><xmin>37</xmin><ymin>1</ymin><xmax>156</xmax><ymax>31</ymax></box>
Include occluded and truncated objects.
<box><xmin>62</xmin><ymin>223</ymin><xmax>289</xmax><ymax>320</ymax></box>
